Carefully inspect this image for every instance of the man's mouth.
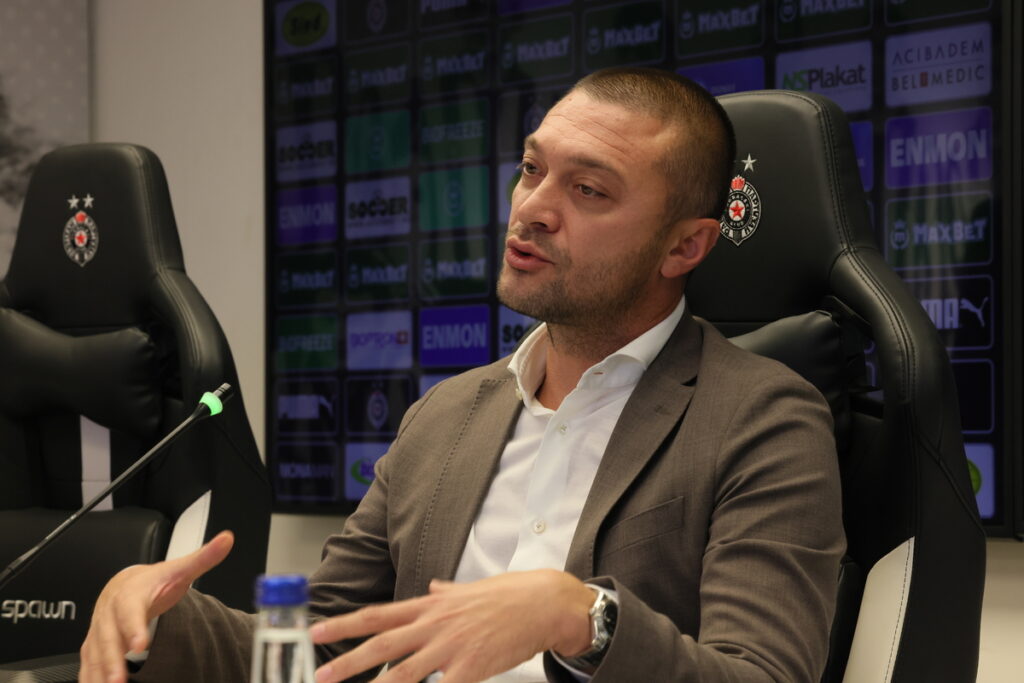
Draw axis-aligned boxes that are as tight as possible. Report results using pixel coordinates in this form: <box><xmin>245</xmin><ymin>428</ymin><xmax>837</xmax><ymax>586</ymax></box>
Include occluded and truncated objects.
<box><xmin>504</xmin><ymin>237</ymin><xmax>552</xmax><ymax>271</ymax></box>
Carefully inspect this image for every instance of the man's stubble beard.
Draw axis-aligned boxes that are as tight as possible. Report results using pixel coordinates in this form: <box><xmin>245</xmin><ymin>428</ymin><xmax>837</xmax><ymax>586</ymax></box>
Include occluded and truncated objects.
<box><xmin>496</xmin><ymin>227</ymin><xmax>668</xmax><ymax>334</ymax></box>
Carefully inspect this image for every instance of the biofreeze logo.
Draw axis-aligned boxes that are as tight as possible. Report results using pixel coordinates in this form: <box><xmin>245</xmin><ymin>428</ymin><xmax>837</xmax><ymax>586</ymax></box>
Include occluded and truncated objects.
<box><xmin>2</xmin><ymin>599</ymin><xmax>76</xmax><ymax>623</ymax></box>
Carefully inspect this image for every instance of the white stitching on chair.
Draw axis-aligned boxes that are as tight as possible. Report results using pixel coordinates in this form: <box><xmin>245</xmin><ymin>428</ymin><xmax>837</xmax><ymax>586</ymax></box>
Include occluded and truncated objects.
<box><xmin>842</xmin><ymin>537</ymin><xmax>915</xmax><ymax>683</ymax></box>
<box><xmin>884</xmin><ymin>538</ymin><xmax>914</xmax><ymax>681</ymax></box>
<box><xmin>165</xmin><ymin>490</ymin><xmax>212</xmax><ymax>561</ymax></box>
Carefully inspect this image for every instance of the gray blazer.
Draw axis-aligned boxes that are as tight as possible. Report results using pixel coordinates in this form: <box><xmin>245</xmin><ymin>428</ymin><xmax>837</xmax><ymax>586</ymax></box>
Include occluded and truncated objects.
<box><xmin>139</xmin><ymin>312</ymin><xmax>844</xmax><ymax>683</ymax></box>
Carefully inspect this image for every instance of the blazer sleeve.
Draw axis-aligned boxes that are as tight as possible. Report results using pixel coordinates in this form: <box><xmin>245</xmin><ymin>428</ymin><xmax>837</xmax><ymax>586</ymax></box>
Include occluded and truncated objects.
<box><xmin>132</xmin><ymin>387</ymin><xmax>442</xmax><ymax>683</ymax></box>
<box><xmin>132</xmin><ymin>589</ymin><xmax>256</xmax><ymax>682</ymax></box>
<box><xmin>546</xmin><ymin>370</ymin><xmax>845</xmax><ymax>682</ymax></box>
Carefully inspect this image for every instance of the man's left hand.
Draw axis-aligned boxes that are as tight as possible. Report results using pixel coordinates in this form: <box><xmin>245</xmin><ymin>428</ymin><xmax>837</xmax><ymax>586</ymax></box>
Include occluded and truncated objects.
<box><xmin>309</xmin><ymin>569</ymin><xmax>595</xmax><ymax>683</ymax></box>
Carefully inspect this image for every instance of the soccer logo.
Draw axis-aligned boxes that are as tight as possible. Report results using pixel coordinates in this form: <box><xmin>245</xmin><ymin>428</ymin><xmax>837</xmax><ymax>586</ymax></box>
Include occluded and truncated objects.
<box><xmin>720</xmin><ymin>175</ymin><xmax>762</xmax><ymax>246</ymax></box>
<box><xmin>62</xmin><ymin>194</ymin><xmax>99</xmax><ymax>267</ymax></box>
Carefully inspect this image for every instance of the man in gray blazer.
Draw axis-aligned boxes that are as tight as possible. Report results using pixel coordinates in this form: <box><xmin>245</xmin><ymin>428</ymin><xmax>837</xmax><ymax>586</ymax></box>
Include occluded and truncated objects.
<box><xmin>80</xmin><ymin>68</ymin><xmax>844</xmax><ymax>683</ymax></box>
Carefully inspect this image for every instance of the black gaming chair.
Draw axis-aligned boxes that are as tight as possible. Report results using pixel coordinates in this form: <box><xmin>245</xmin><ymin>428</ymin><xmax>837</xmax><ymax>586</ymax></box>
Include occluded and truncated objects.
<box><xmin>0</xmin><ymin>144</ymin><xmax>271</xmax><ymax>665</ymax></box>
<box><xmin>689</xmin><ymin>92</ymin><xmax>985</xmax><ymax>682</ymax></box>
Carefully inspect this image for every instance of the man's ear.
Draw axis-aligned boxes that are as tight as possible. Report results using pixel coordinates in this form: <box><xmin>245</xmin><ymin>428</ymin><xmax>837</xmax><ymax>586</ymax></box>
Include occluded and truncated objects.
<box><xmin>660</xmin><ymin>217</ymin><xmax>721</xmax><ymax>279</ymax></box>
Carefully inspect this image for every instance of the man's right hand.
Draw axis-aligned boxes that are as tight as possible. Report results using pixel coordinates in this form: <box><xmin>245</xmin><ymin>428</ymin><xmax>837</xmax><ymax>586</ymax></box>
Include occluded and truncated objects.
<box><xmin>78</xmin><ymin>530</ymin><xmax>234</xmax><ymax>683</ymax></box>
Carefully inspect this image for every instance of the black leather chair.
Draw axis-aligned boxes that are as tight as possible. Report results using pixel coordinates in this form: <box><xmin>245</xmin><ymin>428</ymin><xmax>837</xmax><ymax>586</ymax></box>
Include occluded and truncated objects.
<box><xmin>689</xmin><ymin>91</ymin><xmax>986</xmax><ymax>682</ymax></box>
<box><xmin>0</xmin><ymin>144</ymin><xmax>271</xmax><ymax>665</ymax></box>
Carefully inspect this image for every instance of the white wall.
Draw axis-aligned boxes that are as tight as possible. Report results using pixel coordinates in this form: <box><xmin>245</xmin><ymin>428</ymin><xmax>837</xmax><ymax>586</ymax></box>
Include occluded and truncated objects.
<box><xmin>90</xmin><ymin>0</ymin><xmax>339</xmax><ymax>575</ymax></box>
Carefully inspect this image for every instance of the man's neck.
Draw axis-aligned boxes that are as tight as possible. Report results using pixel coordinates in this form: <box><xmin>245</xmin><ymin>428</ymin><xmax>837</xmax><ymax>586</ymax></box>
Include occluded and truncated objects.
<box><xmin>534</xmin><ymin>296</ymin><xmax>682</xmax><ymax>410</ymax></box>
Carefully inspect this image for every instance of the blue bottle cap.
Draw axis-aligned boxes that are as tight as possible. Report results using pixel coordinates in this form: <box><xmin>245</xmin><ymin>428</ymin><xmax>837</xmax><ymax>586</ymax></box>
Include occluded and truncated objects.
<box><xmin>254</xmin><ymin>574</ymin><xmax>308</xmax><ymax>607</ymax></box>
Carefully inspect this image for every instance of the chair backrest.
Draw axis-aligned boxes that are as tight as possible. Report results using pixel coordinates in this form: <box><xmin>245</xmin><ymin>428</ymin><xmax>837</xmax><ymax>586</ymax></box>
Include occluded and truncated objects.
<box><xmin>0</xmin><ymin>143</ymin><xmax>271</xmax><ymax>662</ymax></box>
<box><xmin>689</xmin><ymin>91</ymin><xmax>986</xmax><ymax>683</ymax></box>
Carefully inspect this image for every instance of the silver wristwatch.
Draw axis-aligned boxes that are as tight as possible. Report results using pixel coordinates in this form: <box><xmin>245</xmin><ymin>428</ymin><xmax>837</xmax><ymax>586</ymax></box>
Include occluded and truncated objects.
<box><xmin>562</xmin><ymin>586</ymin><xmax>619</xmax><ymax>672</ymax></box>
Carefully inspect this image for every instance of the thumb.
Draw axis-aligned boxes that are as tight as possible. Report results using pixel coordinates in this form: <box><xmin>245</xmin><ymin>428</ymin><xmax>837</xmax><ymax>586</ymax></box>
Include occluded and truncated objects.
<box><xmin>168</xmin><ymin>530</ymin><xmax>235</xmax><ymax>584</ymax></box>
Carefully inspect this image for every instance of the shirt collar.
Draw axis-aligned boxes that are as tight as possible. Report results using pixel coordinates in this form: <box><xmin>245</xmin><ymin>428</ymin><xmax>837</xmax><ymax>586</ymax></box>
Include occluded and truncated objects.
<box><xmin>507</xmin><ymin>295</ymin><xmax>687</xmax><ymax>409</ymax></box>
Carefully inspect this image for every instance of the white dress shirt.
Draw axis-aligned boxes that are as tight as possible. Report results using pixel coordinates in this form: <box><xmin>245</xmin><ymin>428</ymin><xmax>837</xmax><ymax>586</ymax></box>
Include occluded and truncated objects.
<box><xmin>426</xmin><ymin>296</ymin><xmax>686</xmax><ymax>683</ymax></box>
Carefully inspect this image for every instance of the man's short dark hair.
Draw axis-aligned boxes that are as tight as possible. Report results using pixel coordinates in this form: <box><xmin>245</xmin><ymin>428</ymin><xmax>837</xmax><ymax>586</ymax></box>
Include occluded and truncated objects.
<box><xmin>571</xmin><ymin>67</ymin><xmax>737</xmax><ymax>223</ymax></box>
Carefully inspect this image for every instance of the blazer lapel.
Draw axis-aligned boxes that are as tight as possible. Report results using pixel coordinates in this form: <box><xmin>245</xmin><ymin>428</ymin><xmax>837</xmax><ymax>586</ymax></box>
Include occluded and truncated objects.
<box><xmin>414</xmin><ymin>374</ymin><xmax>522</xmax><ymax>593</ymax></box>
<box><xmin>564</xmin><ymin>313</ymin><xmax>704</xmax><ymax>578</ymax></box>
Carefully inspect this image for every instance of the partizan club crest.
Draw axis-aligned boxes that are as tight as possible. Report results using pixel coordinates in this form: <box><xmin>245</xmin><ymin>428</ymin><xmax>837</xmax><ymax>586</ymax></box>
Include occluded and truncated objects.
<box><xmin>720</xmin><ymin>175</ymin><xmax>761</xmax><ymax>246</ymax></box>
<box><xmin>62</xmin><ymin>194</ymin><xmax>99</xmax><ymax>266</ymax></box>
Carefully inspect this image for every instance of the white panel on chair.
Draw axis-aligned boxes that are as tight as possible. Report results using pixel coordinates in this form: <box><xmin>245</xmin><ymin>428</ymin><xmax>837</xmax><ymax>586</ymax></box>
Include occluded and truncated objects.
<box><xmin>842</xmin><ymin>537</ymin><xmax>915</xmax><ymax>683</ymax></box>
<box><xmin>165</xmin><ymin>490</ymin><xmax>212</xmax><ymax>561</ymax></box>
<box><xmin>80</xmin><ymin>416</ymin><xmax>112</xmax><ymax>511</ymax></box>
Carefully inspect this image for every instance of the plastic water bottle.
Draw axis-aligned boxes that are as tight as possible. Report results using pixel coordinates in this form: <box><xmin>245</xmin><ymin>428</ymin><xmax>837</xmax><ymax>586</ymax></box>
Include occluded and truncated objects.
<box><xmin>250</xmin><ymin>574</ymin><xmax>316</xmax><ymax>683</ymax></box>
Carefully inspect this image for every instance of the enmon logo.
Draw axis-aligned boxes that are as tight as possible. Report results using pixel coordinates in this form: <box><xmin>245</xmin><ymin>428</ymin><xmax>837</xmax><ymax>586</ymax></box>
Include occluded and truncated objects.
<box><xmin>277</xmin><ymin>185</ymin><xmax>337</xmax><ymax>246</ymax></box>
<box><xmin>420</xmin><ymin>305</ymin><xmax>490</xmax><ymax>367</ymax></box>
<box><xmin>885</xmin><ymin>108</ymin><xmax>992</xmax><ymax>188</ymax></box>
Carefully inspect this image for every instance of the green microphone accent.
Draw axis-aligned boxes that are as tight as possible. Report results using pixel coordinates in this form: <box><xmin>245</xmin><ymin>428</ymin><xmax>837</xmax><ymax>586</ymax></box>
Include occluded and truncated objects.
<box><xmin>200</xmin><ymin>391</ymin><xmax>224</xmax><ymax>416</ymax></box>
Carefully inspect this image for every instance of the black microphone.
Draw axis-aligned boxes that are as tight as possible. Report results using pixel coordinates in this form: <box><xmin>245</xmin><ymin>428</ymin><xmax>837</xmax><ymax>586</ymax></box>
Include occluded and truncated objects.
<box><xmin>0</xmin><ymin>383</ymin><xmax>235</xmax><ymax>592</ymax></box>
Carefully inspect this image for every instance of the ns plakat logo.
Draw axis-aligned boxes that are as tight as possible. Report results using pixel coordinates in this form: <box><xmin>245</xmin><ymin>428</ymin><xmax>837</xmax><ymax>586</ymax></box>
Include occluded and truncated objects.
<box><xmin>719</xmin><ymin>155</ymin><xmax>762</xmax><ymax>246</ymax></box>
<box><xmin>62</xmin><ymin>193</ymin><xmax>99</xmax><ymax>267</ymax></box>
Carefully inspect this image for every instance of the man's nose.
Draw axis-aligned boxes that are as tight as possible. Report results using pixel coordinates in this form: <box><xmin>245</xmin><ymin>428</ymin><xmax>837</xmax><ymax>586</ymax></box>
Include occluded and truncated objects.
<box><xmin>513</xmin><ymin>177</ymin><xmax>561</xmax><ymax>233</ymax></box>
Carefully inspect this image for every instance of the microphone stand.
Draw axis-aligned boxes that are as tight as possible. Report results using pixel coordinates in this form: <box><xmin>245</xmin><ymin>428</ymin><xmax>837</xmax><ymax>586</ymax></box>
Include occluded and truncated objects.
<box><xmin>0</xmin><ymin>383</ymin><xmax>235</xmax><ymax>593</ymax></box>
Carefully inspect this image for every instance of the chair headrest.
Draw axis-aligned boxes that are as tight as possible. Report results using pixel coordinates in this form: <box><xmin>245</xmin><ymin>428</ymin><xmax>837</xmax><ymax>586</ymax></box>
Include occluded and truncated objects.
<box><xmin>688</xmin><ymin>91</ymin><xmax>875</xmax><ymax>323</ymax></box>
<box><xmin>4</xmin><ymin>144</ymin><xmax>185</xmax><ymax>330</ymax></box>
<box><xmin>0</xmin><ymin>308</ymin><xmax>162</xmax><ymax>438</ymax></box>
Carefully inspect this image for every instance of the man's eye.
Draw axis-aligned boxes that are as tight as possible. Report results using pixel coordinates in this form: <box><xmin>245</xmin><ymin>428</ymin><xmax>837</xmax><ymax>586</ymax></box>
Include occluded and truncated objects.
<box><xmin>518</xmin><ymin>162</ymin><xmax>538</xmax><ymax>175</ymax></box>
<box><xmin>578</xmin><ymin>184</ymin><xmax>603</xmax><ymax>198</ymax></box>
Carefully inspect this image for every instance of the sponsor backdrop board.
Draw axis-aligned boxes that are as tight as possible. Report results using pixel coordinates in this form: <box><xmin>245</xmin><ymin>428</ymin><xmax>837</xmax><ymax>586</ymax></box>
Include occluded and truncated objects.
<box><xmin>264</xmin><ymin>0</ymin><xmax>1012</xmax><ymax>528</ymax></box>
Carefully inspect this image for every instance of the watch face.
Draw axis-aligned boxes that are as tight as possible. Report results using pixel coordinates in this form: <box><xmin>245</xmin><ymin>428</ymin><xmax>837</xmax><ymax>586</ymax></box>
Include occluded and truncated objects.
<box><xmin>603</xmin><ymin>599</ymin><xmax>618</xmax><ymax>635</ymax></box>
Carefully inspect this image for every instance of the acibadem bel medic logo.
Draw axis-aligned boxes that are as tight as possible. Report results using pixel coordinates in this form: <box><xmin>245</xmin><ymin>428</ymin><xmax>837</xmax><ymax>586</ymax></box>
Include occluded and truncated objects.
<box><xmin>584</xmin><ymin>1</ymin><xmax>664</xmax><ymax>71</ymax></box>
<box><xmin>275</xmin><ymin>315</ymin><xmax>338</xmax><ymax>372</ymax></box>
